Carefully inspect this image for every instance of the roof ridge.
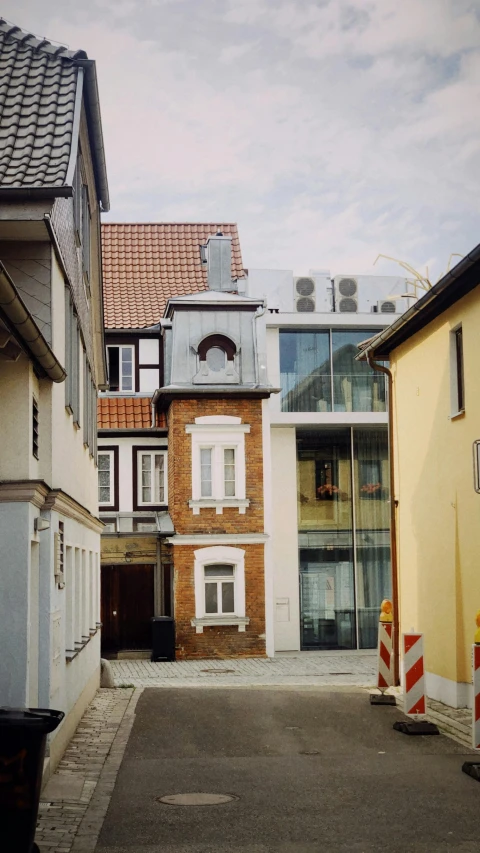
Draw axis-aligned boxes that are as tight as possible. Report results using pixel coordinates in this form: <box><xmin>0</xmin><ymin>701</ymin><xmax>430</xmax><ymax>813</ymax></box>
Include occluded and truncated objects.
<box><xmin>0</xmin><ymin>18</ymin><xmax>87</xmax><ymax>61</ymax></box>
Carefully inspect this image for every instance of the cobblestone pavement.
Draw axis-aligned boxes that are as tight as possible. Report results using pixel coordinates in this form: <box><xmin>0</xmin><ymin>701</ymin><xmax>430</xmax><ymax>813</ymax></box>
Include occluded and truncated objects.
<box><xmin>36</xmin><ymin>688</ymin><xmax>141</xmax><ymax>853</ymax></box>
<box><xmin>109</xmin><ymin>651</ymin><xmax>378</xmax><ymax>688</ymax></box>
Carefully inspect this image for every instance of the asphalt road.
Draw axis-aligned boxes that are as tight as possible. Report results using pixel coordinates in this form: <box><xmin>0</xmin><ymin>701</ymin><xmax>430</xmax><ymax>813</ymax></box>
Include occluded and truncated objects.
<box><xmin>96</xmin><ymin>687</ymin><xmax>479</xmax><ymax>853</ymax></box>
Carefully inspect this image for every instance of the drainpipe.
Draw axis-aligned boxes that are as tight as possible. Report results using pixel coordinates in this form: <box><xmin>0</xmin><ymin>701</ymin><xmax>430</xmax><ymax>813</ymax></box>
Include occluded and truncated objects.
<box><xmin>252</xmin><ymin>303</ymin><xmax>267</xmax><ymax>385</ymax></box>
<box><xmin>366</xmin><ymin>353</ymin><xmax>400</xmax><ymax>685</ymax></box>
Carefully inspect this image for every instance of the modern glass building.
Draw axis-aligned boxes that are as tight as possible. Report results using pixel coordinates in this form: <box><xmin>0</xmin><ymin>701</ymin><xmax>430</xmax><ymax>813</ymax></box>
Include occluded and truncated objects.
<box><xmin>258</xmin><ymin>302</ymin><xmax>397</xmax><ymax>653</ymax></box>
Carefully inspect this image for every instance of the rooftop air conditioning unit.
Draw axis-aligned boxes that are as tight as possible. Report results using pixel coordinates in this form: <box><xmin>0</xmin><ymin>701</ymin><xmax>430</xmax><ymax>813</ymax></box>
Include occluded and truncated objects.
<box><xmin>334</xmin><ymin>276</ymin><xmax>358</xmax><ymax>312</ymax></box>
<box><xmin>377</xmin><ymin>299</ymin><xmax>397</xmax><ymax>314</ymax></box>
<box><xmin>294</xmin><ymin>276</ymin><xmax>316</xmax><ymax>312</ymax></box>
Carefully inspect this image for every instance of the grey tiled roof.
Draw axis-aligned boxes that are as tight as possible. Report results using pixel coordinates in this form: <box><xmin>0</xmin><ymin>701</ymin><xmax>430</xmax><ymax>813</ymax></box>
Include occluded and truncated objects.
<box><xmin>0</xmin><ymin>19</ymin><xmax>86</xmax><ymax>188</ymax></box>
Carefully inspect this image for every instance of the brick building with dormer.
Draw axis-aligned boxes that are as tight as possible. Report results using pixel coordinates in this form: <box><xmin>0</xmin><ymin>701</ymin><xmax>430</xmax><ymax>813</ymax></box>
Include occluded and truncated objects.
<box><xmin>98</xmin><ymin>224</ymin><xmax>276</xmax><ymax>658</ymax></box>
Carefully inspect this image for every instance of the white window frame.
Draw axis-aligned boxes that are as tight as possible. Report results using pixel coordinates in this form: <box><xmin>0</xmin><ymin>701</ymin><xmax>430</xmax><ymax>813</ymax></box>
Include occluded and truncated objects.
<box><xmin>192</xmin><ymin>546</ymin><xmax>248</xmax><ymax>633</ymax></box>
<box><xmin>98</xmin><ymin>450</ymin><xmax>115</xmax><ymax>507</ymax></box>
<box><xmin>204</xmin><ymin>564</ymin><xmax>235</xmax><ymax>616</ymax></box>
<box><xmin>186</xmin><ymin>416</ymin><xmax>250</xmax><ymax>514</ymax></box>
<box><xmin>107</xmin><ymin>345</ymin><xmax>135</xmax><ymax>392</ymax></box>
<box><xmin>136</xmin><ymin>449</ymin><xmax>168</xmax><ymax>506</ymax></box>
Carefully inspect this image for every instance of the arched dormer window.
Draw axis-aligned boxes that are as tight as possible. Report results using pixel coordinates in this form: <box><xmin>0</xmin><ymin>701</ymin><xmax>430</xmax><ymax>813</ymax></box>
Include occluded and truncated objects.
<box><xmin>198</xmin><ymin>334</ymin><xmax>236</xmax><ymax>363</ymax></box>
<box><xmin>193</xmin><ymin>334</ymin><xmax>239</xmax><ymax>385</ymax></box>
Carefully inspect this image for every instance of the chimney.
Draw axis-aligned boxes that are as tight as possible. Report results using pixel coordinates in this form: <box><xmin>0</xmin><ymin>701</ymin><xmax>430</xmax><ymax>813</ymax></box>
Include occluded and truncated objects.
<box><xmin>203</xmin><ymin>231</ymin><xmax>237</xmax><ymax>292</ymax></box>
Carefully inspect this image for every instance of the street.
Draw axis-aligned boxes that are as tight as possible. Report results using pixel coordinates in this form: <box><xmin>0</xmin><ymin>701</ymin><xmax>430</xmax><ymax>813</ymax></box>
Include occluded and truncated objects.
<box><xmin>95</xmin><ymin>687</ymin><xmax>478</xmax><ymax>853</ymax></box>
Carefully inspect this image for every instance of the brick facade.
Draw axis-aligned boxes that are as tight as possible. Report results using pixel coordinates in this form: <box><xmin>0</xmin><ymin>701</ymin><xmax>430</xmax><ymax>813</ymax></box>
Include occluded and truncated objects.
<box><xmin>168</xmin><ymin>397</ymin><xmax>264</xmax><ymax>534</ymax></box>
<box><xmin>173</xmin><ymin>543</ymin><xmax>266</xmax><ymax>658</ymax></box>
<box><xmin>167</xmin><ymin>396</ymin><xmax>266</xmax><ymax>658</ymax></box>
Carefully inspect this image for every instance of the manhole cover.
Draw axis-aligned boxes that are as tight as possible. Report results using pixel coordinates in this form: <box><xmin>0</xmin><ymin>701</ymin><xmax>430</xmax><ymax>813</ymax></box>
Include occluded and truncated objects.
<box><xmin>201</xmin><ymin>669</ymin><xmax>236</xmax><ymax>674</ymax></box>
<box><xmin>158</xmin><ymin>793</ymin><xmax>237</xmax><ymax>806</ymax></box>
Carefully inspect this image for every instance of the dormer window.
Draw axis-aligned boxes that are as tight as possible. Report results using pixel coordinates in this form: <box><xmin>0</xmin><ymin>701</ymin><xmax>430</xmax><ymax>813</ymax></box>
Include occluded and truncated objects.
<box><xmin>206</xmin><ymin>346</ymin><xmax>226</xmax><ymax>372</ymax></box>
<box><xmin>194</xmin><ymin>334</ymin><xmax>239</xmax><ymax>385</ymax></box>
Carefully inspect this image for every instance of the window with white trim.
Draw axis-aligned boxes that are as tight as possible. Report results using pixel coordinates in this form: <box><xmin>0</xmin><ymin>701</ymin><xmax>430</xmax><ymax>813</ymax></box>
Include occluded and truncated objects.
<box><xmin>204</xmin><ymin>564</ymin><xmax>235</xmax><ymax>614</ymax></box>
<box><xmin>98</xmin><ymin>451</ymin><xmax>114</xmax><ymax>506</ymax></box>
<box><xmin>187</xmin><ymin>417</ymin><xmax>249</xmax><ymax>514</ymax></box>
<box><xmin>137</xmin><ymin>450</ymin><xmax>167</xmax><ymax>505</ymax></box>
<box><xmin>107</xmin><ymin>345</ymin><xmax>134</xmax><ymax>392</ymax></box>
<box><xmin>192</xmin><ymin>546</ymin><xmax>248</xmax><ymax>633</ymax></box>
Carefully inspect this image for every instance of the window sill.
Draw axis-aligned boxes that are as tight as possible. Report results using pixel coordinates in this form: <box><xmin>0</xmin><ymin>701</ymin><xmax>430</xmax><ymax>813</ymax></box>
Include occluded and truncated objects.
<box><xmin>189</xmin><ymin>499</ymin><xmax>250</xmax><ymax>515</ymax></box>
<box><xmin>450</xmin><ymin>410</ymin><xmax>465</xmax><ymax>421</ymax></box>
<box><xmin>191</xmin><ymin>616</ymin><xmax>250</xmax><ymax>634</ymax></box>
<box><xmin>66</xmin><ymin>627</ymin><xmax>99</xmax><ymax>662</ymax></box>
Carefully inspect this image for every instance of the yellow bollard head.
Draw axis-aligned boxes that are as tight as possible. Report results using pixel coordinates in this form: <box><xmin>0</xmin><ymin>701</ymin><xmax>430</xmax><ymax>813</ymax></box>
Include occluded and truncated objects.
<box><xmin>380</xmin><ymin>599</ymin><xmax>393</xmax><ymax>623</ymax></box>
<box><xmin>475</xmin><ymin>610</ymin><xmax>480</xmax><ymax>644</ymax></box>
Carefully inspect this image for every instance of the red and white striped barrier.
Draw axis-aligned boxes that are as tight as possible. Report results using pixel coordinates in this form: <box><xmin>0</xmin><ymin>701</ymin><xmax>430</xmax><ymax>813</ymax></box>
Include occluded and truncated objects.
<box><xmin>403</xmin><ymin>633</ymin><xmax>426</xmax><ymax>716</ymax></box>
<box><xmin>378</xmin><ymin>623</ymin><xmax>394</xmax><ymax>691</ymax></box>
<box><xmin>473</xmin><ymin>645</ymin><xmax>480</xmax><ymax>750</ymax></box>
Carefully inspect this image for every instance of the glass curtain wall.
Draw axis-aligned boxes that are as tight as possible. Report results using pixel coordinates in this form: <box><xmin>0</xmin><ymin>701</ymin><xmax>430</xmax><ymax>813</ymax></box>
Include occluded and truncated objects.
<box><xmin>297</xmin><ymin>428</ymin><xmax>391</xmax><ymax>650</ymax></box>
<box><xmin>280</xmin><ymin>331</ymin><xmax>332</xmax><ymax>412</ymax></box>
<box><xmin>280</xmin><ymin>330</ymin><xmax>386</xmax><ymax>413</ymax></box>
<box><xmin>354</xmin><ymin>429</ymin><xmax>391</xmax><ymax>647</ymax></box>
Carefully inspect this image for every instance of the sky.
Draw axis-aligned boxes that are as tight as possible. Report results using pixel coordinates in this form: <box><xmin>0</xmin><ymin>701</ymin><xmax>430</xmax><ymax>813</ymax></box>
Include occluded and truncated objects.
<box><xmin>3</xmin><ymin>0</ymin><xmax>480</xmax><ymax>279</ymax></box>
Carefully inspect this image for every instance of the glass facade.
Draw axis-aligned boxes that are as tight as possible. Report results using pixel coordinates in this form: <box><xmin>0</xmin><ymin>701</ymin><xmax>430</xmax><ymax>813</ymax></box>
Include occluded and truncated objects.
<box><xmin>297</xmin><ymin>428</ymin><xmax>391</xmax><ymax>650</ymax></box>
<box><xmin>280</xmin><ymin>329</ymin><xmax>386</xmax><ymax>412</ymax></box>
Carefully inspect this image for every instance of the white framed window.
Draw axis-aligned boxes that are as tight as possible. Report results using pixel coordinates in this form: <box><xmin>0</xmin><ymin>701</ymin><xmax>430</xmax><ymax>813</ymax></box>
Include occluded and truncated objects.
<box><xmin>98</xmin><ymin>450</ymin><xmax>115</xmax><ymax>506</ymax></box>
<box><xmin>186</xmin><ymin>416</ymin><xmax>249</xmax><ymax>514</ymax></box>
<box><xmin>204</xmin><ymin>564</ymin><xmax>235</xmax><ymax>614</ymax></box>
<box><xmin>107</xmin><ymin>345</ymin><xmax>135</xmax><ymax>392</ymax></box>
<box><xmin>192</xmin><ymin>546</ymin><xmax>248</xmax><ymax>633</ymax></box>
<box><xmin>136</xmin><ymin>449</ymin><xmax>167</xmax><ymax>506</ymax></box>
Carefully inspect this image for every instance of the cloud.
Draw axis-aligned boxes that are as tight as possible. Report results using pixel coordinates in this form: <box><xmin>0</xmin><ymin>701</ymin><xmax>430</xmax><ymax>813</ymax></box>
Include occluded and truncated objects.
<box><xmin>2</xmin><ymin>0</ymin><xmax>480</xmax><ymax>278</ymax></box>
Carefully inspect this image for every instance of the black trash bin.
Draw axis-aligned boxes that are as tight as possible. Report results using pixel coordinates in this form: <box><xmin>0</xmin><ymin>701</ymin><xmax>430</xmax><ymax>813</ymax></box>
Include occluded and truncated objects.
<box><xmin>0</xmin><ymin>706</ymin><xmax>64</xmax><ymax>853</ymax></box>
<box><xmin>151</xmin><ymin>616</ymin><xmax>175</xmax><ymax>662</ymax></box>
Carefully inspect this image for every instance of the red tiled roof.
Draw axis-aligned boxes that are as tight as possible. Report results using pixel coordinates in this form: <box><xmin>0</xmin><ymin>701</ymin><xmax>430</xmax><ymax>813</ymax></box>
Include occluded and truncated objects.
<box><xmin>101</xmin><ymin>223</ymin><xmax>245</xmax><ymax>329</ymax></box>
<box><xmin>98</xmin><ymin>396</ymin><xmax>166</xmax><ymax>429</ymax></box>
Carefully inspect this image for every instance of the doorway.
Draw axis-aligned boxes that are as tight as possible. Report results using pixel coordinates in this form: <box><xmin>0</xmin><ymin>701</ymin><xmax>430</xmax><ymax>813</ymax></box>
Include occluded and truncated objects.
<box><xmin>101</xmin><ymin>564</ymin><xmax>154</xmax><ymax>653</ymax></box>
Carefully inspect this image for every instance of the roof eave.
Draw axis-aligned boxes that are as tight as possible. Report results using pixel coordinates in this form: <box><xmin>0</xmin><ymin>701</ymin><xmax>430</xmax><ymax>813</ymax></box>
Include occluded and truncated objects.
<box><xmin>0</xmin><ymin>186</ymin><xmax>73</xmax><ymax>201</ymax></box>
<box><xmin>75</xmin><ymin>59</ymin><xmax>110</xmax><ymax>212</ymax></box>
<box><xmin>0</xmin><ymin>263</ymin><xmax>66</xmax><ymax>382</ymax></box>
<box><xmin>358</xmin><ymin>242</ymin><xmax>480</xmax><ymax>359</ymax></box>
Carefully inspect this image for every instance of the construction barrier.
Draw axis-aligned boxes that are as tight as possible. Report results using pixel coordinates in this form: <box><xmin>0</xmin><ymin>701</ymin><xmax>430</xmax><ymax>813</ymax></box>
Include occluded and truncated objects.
<box><xmin>378</xmin><ymin>622</ymin><xmax>394</xmax><ymax>691</ymax></box>
<box><xmin>403</xmin><ymin>633</ymin><xmax>426</xmax><ymax>716</ymax></box>
<box><xmin>473</xmin><ymin>644</ymin><xmax>480</xmax><ymax>750</ymax></box>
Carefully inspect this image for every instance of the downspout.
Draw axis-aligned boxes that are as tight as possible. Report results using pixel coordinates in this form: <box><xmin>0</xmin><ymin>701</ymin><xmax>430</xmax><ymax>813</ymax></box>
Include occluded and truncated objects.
<box><xmin>366</xmin><ymin>353</ymin><xmax>400</xmax><ymax>685</ymax></box>
<box><xmin>252</xmin><ymin>303</ymin><xmax>267</xmax><ymax>385</ymax></box>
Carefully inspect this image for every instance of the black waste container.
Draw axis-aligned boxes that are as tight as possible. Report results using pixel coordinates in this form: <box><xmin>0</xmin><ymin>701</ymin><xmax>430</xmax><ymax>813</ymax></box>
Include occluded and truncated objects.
<box><xmin>0</xmin><ymin>706</ymin><xmax>64</xmax><ymax>853</ymax></box>
<box><xmin>151</xmin><ymin>616</ymin><xmax>175</xmax><ymax>662</ymax></box>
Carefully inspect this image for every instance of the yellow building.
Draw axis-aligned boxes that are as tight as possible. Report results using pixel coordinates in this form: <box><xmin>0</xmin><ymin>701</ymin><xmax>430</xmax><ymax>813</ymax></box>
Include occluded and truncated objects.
<box><xmin>362</xmin><ymin>244</ymin><xmax>480</xmax><ymax>708</ymax></box>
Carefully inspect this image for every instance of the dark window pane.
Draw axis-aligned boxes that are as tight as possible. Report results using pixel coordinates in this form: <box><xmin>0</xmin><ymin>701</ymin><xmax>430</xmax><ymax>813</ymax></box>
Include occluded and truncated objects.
<box><xmin>455</xmin><ymin>328</ymin><xmax>464</xmax><ymax>411</ymax></box>
<box><xmin>108</xmin><ymin>348</ymin><xmax>120</xmax><ymax>391</ymax></box>
<box><xmin>332</xmin><ymin>330</ymin><xmax>386</xmax><ymax>413</ymax></box>
<box><xmin>222</xmin><ymin>582</ymin><xmax>235</xmax><ymax>613</ymax></box>
<box><xmin>204</xmin><ymin>565</ymin><xmax>234</xmax><ymax>577</ymax></box>
<box><xmin>205</xmin><ymin>583</ymin><xmax>218</xmax><ymax>613</ymax></box>
<box><xmin>280</xmin><ymin>331</ymin><xmax>331</xmax><ymax>412</ymax></box>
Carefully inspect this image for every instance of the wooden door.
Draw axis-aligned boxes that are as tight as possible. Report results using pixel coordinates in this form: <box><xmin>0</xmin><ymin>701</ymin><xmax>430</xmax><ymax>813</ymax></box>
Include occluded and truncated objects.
<box><xmin>101</xmin><ymin>564</ymin><xmax>154</xmax><ymax>652</ymax></box>
<box><xmin>101</xmin><ymin>565</ymin><xmax>120</xmax><ymax>652</ymax></box>
<box><xmin>119</xmin><ymin>564</ymin><xmax>154</xmax><ymax>650</ymax></box>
